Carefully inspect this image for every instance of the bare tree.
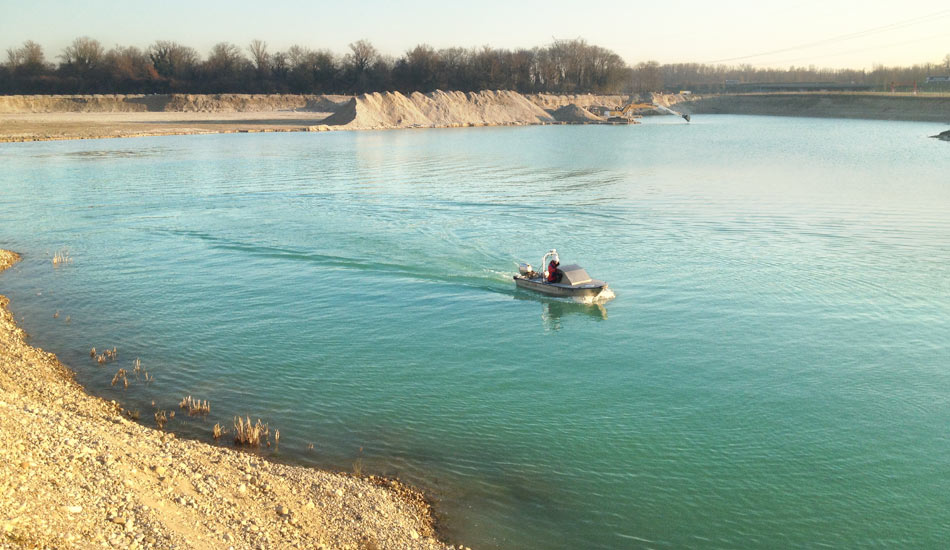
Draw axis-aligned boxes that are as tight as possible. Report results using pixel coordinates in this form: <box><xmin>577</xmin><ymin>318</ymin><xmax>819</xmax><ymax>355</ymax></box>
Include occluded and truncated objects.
<box><xmin>6</xmin><ymin>40</ymin><xmax>47</xmax><ymax>75</ymax></box>
<box><xmin>944</xmin><ymin>54</ymin><xmax>950</xmax><ymax>72</ymax></box>
<box><xmin>105</xmin><ymin>45</ymin><xmax>152</xmax><ymax>81</ymax></box>
<box><xmin>346</xmin><ymin>39</ymin><xmax>378</xmax><ymax>72</ymax></box>
<box><xmin>205</xmin><ymin>42</ymin><xmax>244</xmax><ymax>79</ymax></box>
<box><xmin>148</xmin><ymin>40</ymin><xmax>199</xmax><ymax>79</ymax></box>
<box><xmin>60</xmin><ymin>36</ymin><xmax>104</xmax><ymax>75</ymax></box>
<box><xmin>248</xmin><ymin>39</ymin><xmax>269</xmax><ymax>76</ymax></box>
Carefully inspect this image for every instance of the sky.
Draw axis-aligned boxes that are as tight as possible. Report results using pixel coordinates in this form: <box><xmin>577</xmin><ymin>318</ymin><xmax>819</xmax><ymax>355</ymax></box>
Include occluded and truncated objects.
<box><xmin>1</xmin><ymin>0</ymin><xmax>949</xmax><ymax>69</ymax></box>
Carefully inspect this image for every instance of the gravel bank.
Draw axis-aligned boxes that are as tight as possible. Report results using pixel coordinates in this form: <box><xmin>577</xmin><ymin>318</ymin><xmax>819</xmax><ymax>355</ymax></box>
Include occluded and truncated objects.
<box><xmin>0</xmin><ymin>249</ymin><xmax>460</xmax><ymax>550</ymax></box>
<box><xmin>686</xmin><ymin>92</ymin><xmax>950</xmax><ymax>122</ymax></box>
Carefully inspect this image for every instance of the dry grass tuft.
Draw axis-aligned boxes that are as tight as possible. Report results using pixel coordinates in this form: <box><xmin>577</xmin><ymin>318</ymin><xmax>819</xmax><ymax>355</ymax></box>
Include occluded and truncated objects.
<box><xmin>233</xmin><ymin>416</ymin><xmax>269</xmax><ymax>447</ymax></box>
<box><xmin>111</xmin><ymin>368</ymin><xmax>128</xmax><ymax>388</ymax></box>
<box><xmin>179</xmin><ymin>395</ymin><xmax>210</xmax><ymax>415</ymax></box>
<box><xmin>353</xmin><ymin>447</ymin><xmax>364</xmax><ymax>476</ymax></box>
<box><xmin>213</xmin><ymin>423</ymin><xmax>226</xmax><ymax>440</ymax></box>
<box><xmin>155</xmin><ymin>410</ymin><xmax>168</xmax><ymax>429</ymax></box>
<box><xmin>95</xmin><ymin>346</ymin><xmax>118</xmax><ymax>365</ymax></box>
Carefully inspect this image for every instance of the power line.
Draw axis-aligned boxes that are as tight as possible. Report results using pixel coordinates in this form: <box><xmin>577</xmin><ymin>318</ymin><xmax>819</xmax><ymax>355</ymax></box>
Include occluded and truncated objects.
<box><xmin>705</xmin><ymin>8</ymin><xmax>950</xmax><ymax>64</ymax></box>
<box><xmin>747</xmin><ymin>31</ymin><xmax>950</xmax><ymax>67</ymax></box>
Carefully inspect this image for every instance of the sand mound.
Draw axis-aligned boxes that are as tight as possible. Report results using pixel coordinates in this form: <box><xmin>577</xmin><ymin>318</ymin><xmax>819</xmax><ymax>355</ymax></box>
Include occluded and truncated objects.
<box><xmin>323</xmin><ymin>90</ymin><xmax>555</xmax><ymax>129</ymax></box>
<box><xmin>551</xmin><ymin>103</ymin><xmax>604</xmax><ymax>122</ymax></box>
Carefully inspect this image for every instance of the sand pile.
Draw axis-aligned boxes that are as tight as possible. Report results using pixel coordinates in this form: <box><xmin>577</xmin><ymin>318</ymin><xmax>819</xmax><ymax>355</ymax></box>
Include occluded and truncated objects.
<box><xmin>526</xmin><ymin>93</ymin><xmax>625</xmax><ymax>110</ymax></box>
<box><xmin>550</xmin><ymin>103</ymin><xmax>604</xmax><ymax>122</ymax></box>
<box><xmin>323</xmin><ymin>90</ymin><xmax>555</xmax><ymax>129</ymax></box>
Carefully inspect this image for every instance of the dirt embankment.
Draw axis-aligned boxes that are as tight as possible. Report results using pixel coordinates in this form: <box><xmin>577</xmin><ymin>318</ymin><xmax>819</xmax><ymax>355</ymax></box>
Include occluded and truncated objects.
<box><xmin>0</xmin><ymin>94</ymin><xmax>350</xmax><ymax>114</ymax></box>
<box><xmin>687</xmin><ymin>93</ymin><xmax>950</xmax><ymax>122</ymax></box>
<box><xmin>0</xmin><ymin>250</ymin><xmax>459</xmax><ymax>550</ymax></box>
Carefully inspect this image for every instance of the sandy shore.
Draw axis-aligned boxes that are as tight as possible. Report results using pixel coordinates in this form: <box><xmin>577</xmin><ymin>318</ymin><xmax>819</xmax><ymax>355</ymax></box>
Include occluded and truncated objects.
<box><xmin>0</xmin><ymin>111</ymin><xmax>339</xmax><ymax>143</ymax></box>
<box><xmin>0</xmin><ymin>249</ymin><xmax>460</xmax><ymax>550</ymax></box>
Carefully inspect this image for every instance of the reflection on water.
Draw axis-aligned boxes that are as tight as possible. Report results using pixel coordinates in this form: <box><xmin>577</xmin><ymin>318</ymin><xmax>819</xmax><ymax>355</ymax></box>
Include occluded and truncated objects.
<box><xmin>513</xmin><ymin>292</ymin><xmax>609</xmax><ymax>330</ymax></box>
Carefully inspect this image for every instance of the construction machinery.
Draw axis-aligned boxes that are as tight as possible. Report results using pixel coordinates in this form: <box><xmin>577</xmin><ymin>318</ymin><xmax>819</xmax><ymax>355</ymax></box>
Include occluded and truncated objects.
<box><xmin>601</xmin><ymin>101</ymin><xmax>691</xmax><ymax>123</ymax></box>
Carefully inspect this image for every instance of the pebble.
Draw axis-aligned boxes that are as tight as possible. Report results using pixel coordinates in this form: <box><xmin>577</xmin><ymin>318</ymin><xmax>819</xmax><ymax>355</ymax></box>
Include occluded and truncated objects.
<box><xmin>277</xmin><ymin>505</ymin><xmax>290</xmax><ymax>516</ymax></box>
<box><xmin>64</xmin><ymin>505</ymin><xmax>82</xmax><ymax>514</ymax></box>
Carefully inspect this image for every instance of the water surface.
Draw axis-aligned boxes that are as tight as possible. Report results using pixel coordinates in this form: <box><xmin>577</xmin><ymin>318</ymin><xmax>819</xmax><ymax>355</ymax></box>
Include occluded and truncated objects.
<box><xmin>1</xmin><ymin>116</ymin><xmax>949</xmax><ymax>549</ymax></box>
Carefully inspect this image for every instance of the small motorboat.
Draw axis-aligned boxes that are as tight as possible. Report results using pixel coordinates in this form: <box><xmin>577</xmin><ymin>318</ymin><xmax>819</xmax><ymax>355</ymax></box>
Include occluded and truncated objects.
<box><xmin>513</xmin><ymin>249</ymin><xmax>608</xmax><ymax>298</ymax></box>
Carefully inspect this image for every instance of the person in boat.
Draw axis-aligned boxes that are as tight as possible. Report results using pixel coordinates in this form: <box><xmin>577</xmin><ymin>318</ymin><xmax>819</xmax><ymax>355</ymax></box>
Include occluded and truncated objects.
<box><xmin>547</xmin><ymin>259</ymin><xmax>562</xmax><ymax>283</ymax></box>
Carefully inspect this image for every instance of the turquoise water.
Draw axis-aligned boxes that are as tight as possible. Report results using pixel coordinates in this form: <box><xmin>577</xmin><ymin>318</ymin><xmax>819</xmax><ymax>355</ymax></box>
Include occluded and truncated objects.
<box><xmin>2</xmin><ymin>116</ymin><xmax>950</xmax><ymax>549</ymax></box>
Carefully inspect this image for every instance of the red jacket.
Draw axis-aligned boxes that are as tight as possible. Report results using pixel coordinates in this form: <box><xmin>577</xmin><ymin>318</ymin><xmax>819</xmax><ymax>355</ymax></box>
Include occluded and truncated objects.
<box><xmin>547</xmin><ymin>261</ymin><xmax>559</xmax><ymax>282</ymax></box>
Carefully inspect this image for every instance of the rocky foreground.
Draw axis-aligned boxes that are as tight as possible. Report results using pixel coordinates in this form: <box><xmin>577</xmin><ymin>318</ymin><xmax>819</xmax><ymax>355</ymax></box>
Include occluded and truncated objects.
<box><xmin>0</xmin><ymin>249</ymin><xmax>459</xmax><ymax>550</ymax></box>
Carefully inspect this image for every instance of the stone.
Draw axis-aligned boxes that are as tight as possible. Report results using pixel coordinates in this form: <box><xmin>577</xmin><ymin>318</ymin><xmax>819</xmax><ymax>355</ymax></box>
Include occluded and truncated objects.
<box><xmin>409</xmin><ymin>529</ymin><xmax>419</xmax><ymax>540</ymax></box>
<box><xmin>154</xmin><ymin>466</ymin><xmax>167</xmax><ymax>477</ymax></box>
<box><xmin>65</xmin><ymin>505</ymin><xmax>83</xmax><ymax>514</ymax></box>
<box><xmin>277</xmin><ymin>505</ymin><xmax>289</xmax><ymax>516</ymax></box>
<box><xmin>237</xmin><ymin>483</ymin><xmax>247</xmax><ymax>495</ymax></box>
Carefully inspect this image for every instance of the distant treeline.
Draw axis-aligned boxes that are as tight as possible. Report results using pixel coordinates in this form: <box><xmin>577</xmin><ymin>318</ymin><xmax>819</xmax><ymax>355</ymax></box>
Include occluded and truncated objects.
<box><xmin>2</xmin><ymin>37</ymin><xmax>949</xmax><ymax>95</ymax></box>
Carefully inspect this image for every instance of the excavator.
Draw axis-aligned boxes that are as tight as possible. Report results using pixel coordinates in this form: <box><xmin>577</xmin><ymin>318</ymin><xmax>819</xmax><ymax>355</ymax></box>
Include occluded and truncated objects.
<box><xmin>606</xmin><ymin>101</ymin><xmax>691</xmax><ymax>123</ymax></box>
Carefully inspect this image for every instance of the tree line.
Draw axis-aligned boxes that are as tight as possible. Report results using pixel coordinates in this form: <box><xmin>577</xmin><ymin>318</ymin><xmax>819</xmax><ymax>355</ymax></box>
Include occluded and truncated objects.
<box><xmin>3</xmin><ymin>36</ymin><xmax>948</xmax><ymax>95</ymax></box>
<box><xmin>1</xmin><ymin>37</ymin><xmax>630</xmax><ymax>95</ymax></box>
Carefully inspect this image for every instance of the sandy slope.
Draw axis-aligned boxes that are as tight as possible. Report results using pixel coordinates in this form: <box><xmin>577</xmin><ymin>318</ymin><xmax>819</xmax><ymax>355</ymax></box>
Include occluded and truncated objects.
<box><xmin>321</xmin><ymin>90</ymin><xmax>555</xmax><ymax>129</ymax></box>
<box><xmin>0</xmin><ymin>250</ymin><xmax>460</xmax><ymax>550</ymax></box>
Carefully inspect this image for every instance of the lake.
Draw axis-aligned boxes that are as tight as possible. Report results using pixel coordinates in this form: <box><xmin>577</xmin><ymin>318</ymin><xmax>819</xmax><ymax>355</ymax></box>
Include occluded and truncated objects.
<box><xmin>1</xmin><ymin>115</ymin><xmax>949</xmax><ymax>549</ymax></box>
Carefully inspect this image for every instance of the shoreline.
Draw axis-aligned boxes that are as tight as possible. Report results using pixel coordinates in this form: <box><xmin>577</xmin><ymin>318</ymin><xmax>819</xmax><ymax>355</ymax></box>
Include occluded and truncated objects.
<box><xmin>0</xmin><ymin>249</ymin><xmax>460</xmax><ymax>550</ymax></box>
<box><xmin>2</xmin><ymin>91</ymin><xmax>944</xmax><ymax>143</ymax></box>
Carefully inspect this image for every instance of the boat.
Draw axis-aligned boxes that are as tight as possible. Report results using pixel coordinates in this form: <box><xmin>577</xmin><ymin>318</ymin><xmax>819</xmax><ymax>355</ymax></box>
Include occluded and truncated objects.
<box><xmin>513</xmin><ymin>249</ymin><xmax>608</xmax><ymax>298</ymax></box>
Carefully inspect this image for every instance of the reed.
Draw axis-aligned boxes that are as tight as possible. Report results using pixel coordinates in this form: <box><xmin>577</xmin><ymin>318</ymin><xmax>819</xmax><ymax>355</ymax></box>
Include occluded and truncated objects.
<box><xmin>52</xmin><ymin>249</ymin><xmax>71</xmax><ymax>266</ymax></box>
<box><xmin>126</xmin><ymin>409</ymin><xmax>140</xmax><ymax>421</ymax></box>
<box><xmin>353</xmin><ymin>447</ymin><xmax>364</xmax><ymax>476</ymax></box>
<box><xmin>155</xmin><ymin>410</ymin><xmax>168</xmax><ymax>429</ymax></box>
<box><xmin>111</xmin><ymin>368</ymin><xmax>128</xmax><ymax>388</ymax></box>
<box><xmin>90</xmin><ymin>347</ymin><xmax>96</xmax><ymax>357</ymax></box>
<box><xmin>274</xmin><ymin>429</ymin><xmax>280</xmax><ymax>451</ymax></box>
<box><xmin>213</xmin><ymin>423</ymin><xmax>225</xmax><ymax>440</ymax></box>
<box><xmin>179</xmin><ymin>395</ymin><xmax>210</xmax><ymax>415</ymax></box>
<box><xmin>233</xmin><ymin>416</ymin><xmax>269</xmax><ymax>447</ymax></box>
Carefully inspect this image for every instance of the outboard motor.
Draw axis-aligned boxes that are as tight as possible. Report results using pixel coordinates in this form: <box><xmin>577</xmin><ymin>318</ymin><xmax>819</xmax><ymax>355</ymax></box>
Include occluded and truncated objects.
<box><xmin>518</xmin><ymin>263</ymin><xmax>533</xmax><ymax>275</ymax></box>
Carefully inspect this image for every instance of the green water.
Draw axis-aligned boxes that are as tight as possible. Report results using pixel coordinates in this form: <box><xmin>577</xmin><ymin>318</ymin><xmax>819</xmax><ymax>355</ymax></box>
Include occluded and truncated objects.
<box><xmin>1</xmin><ymin>116</ymin><xmax>949</xmax><ymax>549</ymax></box>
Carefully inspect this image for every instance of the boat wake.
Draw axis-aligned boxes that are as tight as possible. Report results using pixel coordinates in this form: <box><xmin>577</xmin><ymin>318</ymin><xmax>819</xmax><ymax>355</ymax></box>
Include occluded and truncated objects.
<box><xmin>575</xmin><ymin>287</ymin><xmax>616</xmax><ymax>305</ymax></box>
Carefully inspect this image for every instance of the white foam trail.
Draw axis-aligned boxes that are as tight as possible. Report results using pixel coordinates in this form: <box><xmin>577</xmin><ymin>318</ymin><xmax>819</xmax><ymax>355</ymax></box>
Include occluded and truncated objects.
<box><xmin>573</xmin><ymin>288</ymin><xmax>616</xmax><ymax>305</ymax></box>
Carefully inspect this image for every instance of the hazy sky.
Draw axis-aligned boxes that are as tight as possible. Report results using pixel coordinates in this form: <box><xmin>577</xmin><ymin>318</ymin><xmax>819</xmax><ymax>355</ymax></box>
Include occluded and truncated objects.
<box><xmin>2</xmin><ymin>0</ymin><xmax>949</xmax><ymax>69</ymax></box>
